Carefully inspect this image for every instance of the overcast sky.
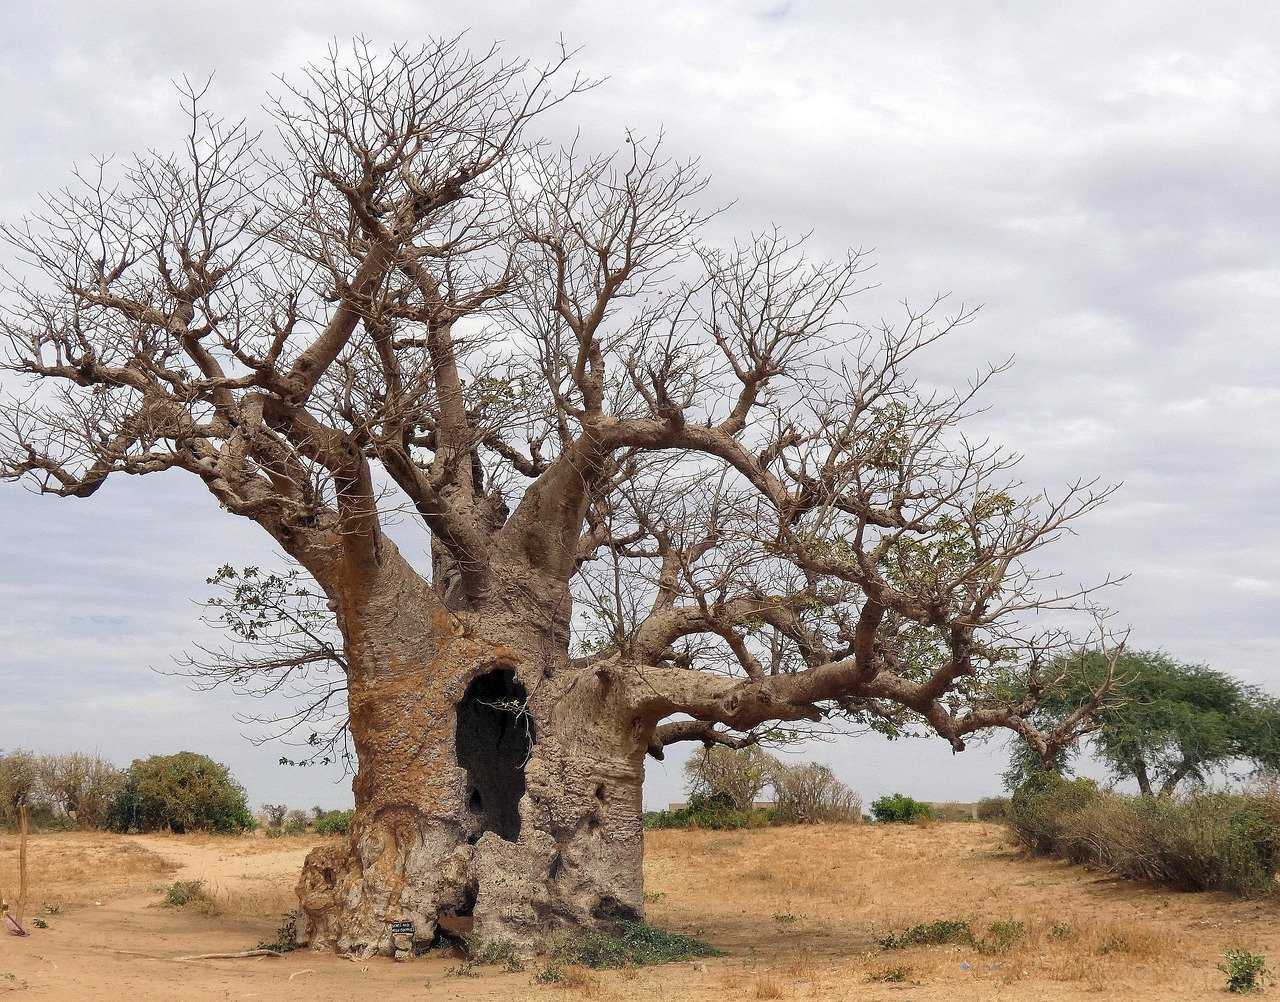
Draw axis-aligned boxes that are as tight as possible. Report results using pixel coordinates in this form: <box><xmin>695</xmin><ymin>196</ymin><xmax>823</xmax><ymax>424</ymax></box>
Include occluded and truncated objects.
<box><xmin>2</xmin><ymin>1</ymin><xmax>1278</xmax><ymax>811</ymax></box>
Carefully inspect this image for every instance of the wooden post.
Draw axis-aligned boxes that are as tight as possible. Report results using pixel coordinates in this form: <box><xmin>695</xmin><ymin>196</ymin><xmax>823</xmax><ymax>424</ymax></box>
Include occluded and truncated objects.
<box><xmin>3</xmin><ymin>804</ymin><xmax>29</xmax><ymax>935</ymax></box>
<box><xmin>16</xmin><ymin>803</ymin><xmax>28</xmax><ymax>927</ymax></box>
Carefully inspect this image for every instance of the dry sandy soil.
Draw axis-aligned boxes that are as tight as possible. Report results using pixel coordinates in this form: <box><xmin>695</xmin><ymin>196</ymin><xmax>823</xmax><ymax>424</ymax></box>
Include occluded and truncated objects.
<box><xmin>1</xmin><ymin>822</ymin><xmax>1276</xmax><ymax>1000</ymax></box>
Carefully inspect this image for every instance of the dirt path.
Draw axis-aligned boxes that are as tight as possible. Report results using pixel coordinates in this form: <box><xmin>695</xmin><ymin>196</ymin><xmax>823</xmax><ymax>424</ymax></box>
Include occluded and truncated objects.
<box><xmin>3</xmin><ymin>823</ymin><xmax>1278</xmax><ymax>999</ymax></box>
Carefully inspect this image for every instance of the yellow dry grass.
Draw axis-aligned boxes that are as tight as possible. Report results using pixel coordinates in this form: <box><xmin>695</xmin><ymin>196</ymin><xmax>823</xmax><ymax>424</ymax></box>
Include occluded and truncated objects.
<box><xmin>0</xmin><ymin>830</ymin><xmax>174</xmax><ymax>908</ymax></box>
<box><xmin>2</xmin><ymin>821</ymin><xmax>1278</xmax><ymax>1000</ymax></box>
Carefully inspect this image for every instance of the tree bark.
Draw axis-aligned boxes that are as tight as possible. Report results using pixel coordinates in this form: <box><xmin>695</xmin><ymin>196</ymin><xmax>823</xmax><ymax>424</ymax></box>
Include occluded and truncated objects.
<box><xmin>296</xmin><ymin>552</ymin><xmax>648</xmax><ymax>958</ymax></box>
<box><xmin>1133</xmin><ymin>757</ymin><xmax>1154</xmax><ymax>798</ymax></box>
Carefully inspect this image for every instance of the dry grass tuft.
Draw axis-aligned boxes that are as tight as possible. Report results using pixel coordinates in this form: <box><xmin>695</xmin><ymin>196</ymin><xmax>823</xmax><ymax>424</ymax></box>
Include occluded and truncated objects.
<box><xmin>556</xmin><ymin>965</ymin><xmax>604</xmax><ymax>996</ymax></box>
<box><xmin>751</xmin><ymin>975</ymin><xmax>785</xmax><ymax>999</ymax></box>
<box><xmin>153</xmin><ymin>875</ymin><xmax>296</xmax><ymax>919</ymax></box>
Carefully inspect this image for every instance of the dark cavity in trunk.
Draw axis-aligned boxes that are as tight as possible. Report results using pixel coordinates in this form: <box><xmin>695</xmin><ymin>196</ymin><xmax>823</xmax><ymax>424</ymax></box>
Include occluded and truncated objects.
<box><xmin>455</xmin><ymin>668</ymin><xmax>532</xmax><ymax>843</ymax></box>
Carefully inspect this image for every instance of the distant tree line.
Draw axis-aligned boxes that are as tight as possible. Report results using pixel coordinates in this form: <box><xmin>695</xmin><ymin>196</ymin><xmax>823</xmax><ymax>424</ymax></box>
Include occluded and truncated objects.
<box><xmin>0</xmin><ymin>749</ymin><xmax>253</xmax><ymax>833</ymax></box>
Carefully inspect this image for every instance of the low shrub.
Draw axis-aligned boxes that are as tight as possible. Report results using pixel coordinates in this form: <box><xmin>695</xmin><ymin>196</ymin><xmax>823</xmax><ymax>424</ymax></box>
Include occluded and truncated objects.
<box><xmin>878</xmin><ymin>919</ymin><xmax>974</xmax><ymax>950</ymax></box>
<box><xmin>1220</xmin><ymin>949</ymin><xmax>1269</xmax><ymax>994</ymax></box>
<box><xmin>544</xmin><ymin>921</ymin><xmax>722</xmax><ymax>973</ymax></box>
<box><xmin>643</xmin><ymin>792</ymin><xmax>773</xmax><ymax>830</ymax></box>
<box><xmin>865</xmin><ymin>964</ymin><xmax>913</xmax><ymax>983</ymax></box>
<box><xmin>871</xmin><ymin>793</ymin><xmax>933</xmax><ymax>824</ymax></box>
<box><xmin>979</xmin><ymin>919</ymin><xmax>1026</xmax><ymax>954</ymax></box>
<box><xmin>1006</xmin><ymin>772</ymin><xmax>1099</xmax><ymax>854</ymax></box>
<box><xmin>162</xmin><ymin>879</ymin><xmax>210</xmax><ymax>907</ymax></box>
<box><xmin>1009</xmin><ymin>778</ymin><xmax>1280</xmax><ymax>898</ymax></box>
<box><xmin>314</xmin><ymin>809</ymin><xmax>354</xmax><ymax>835</ymax></box>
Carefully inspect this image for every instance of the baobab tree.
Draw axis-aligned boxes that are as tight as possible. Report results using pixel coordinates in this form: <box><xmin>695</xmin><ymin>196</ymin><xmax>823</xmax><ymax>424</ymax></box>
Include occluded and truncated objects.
<box><xmin>1</xmin><ymin>38</ymin><xmax>1121</xmax><ymax>957</ymax></box>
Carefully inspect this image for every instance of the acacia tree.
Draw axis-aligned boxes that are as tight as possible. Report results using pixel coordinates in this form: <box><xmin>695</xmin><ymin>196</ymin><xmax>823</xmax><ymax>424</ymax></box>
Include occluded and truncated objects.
<box><xmin>1</xmin><ymin>39</ymin><xmax>1121</xmax><ymax>956</ymax></box>
<box><xmin>1008</xmin><ymin>650</ymin><xmax>1280</xmax><ymax>797</ymax></box>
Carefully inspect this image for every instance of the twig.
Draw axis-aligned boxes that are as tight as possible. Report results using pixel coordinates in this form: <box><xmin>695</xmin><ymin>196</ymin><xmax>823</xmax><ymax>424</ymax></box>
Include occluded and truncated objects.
<box><xmin>288</xmin><ymin>969</ymin><xmax>315</xmax><ymax>980</ymax></box>
<box><xmin>174</xmin><ymin>949</ymin><xmax>284</xmax><ymax>961</ymax></box>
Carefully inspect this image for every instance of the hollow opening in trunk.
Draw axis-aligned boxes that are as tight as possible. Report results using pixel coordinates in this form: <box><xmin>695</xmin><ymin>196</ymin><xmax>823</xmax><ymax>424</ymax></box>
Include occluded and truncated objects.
<box><xmin>455</xmin><ymin>668</ymin><xmax>531</xmax><ymax>843</ymax></box>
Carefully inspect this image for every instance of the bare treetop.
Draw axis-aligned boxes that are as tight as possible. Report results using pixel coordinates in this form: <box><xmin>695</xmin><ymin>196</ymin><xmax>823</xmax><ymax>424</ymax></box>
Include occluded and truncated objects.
<box><xmin>1</xmin><ymin>35</ymin><xmax>1124</xmax><ymax>953</ymax></box>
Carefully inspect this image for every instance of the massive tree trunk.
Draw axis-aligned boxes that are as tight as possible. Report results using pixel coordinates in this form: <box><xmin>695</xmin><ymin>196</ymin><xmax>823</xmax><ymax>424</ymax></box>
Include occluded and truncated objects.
<box><xmin>295</xmin><ymin>553</ymin><xmax>648</xmax><ymax>958</ymax></box>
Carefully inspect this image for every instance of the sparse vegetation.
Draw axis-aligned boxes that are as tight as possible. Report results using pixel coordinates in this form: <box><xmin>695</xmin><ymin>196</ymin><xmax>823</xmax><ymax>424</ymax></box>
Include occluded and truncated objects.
<box><xmin>257</xmin><ymin>913</ymin><xmax>301</xmax><ymax>954</ymax></box>
<box><xmin>865</xmin><ymin>964</ymin><xmax>914</xmax><ymax>983</ymax></box>
<box><xmin>0</xmin><ymin>816</ymin><xmax>1254</xmax><ymax>996</ymax></box>
<box><xmin>771</xmin><ymin>763</ymin><xmax>861</xmax><ymax>824</ymax></box>
<box><xmin>1220</xmin><ymin>949</ymin><xmax>1270</xmax><ymax>994</ymax></box>
<box><xmin>1008</xmin><ymin>774</ymin><xmax>1280</xmax><ymax>897</ymax></box>
<box><xmin>538</xmin><ymin>921</ymin><xmax>721</xmax><ymax>981</ymax></box>
<box><xmin>878</xmin><ymin>918</ymin><xmax>975</xmax><ymax>950</ymax></box>
<box><xmin>162</xmin><ymin>879</ymin><xmax>211</xmax><ymax>908</ymax></box>
<box><xmin>462</xmin><ymin>935</ymin><xmax>524</xmax><ymax>972</ymax></box>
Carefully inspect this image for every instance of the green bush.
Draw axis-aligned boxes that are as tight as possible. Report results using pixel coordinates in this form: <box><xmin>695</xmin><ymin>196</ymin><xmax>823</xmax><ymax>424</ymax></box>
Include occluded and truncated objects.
<box><xmin>870</xmin><ymin>793</ymin><xmax>933</xmax><ymax>824</ymax></box>
<box><xmin>314</xmin><ymin>809</ymin><xmax>353</xmax><ymax>835</ymax></box>
<box><xmin>642</xmin><ymin>792</ymin><xmax>773</xmax><ymax>830</ymax></box>
<box><xmin>979</xmin><ymin>919</ymin><xmax>1026</xmax><ymax>954</ymax></box>
<box><xmin>108</xmin><ymin>752</ymin><xmax>254</xmax><ymax>834</ymax></box>
<box><xmin>1220</xmin><ymin>949</ymin><xmax>1269</xmax><ymax>993</ymax></box>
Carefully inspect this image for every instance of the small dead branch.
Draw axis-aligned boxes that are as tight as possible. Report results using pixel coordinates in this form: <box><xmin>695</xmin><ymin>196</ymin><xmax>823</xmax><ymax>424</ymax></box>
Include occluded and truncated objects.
<box><xmin>173</xmin><ymin>949</ymin><xmax>284</xmax><ymax>961</ymax></box>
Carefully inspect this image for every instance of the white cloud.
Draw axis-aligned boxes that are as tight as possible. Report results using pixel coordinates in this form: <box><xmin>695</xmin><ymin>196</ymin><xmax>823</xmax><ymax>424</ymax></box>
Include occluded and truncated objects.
<box><xmin>1</xmin><ymin>1</ymin><xmax>1278</xmax><ymax>809</ymax></box>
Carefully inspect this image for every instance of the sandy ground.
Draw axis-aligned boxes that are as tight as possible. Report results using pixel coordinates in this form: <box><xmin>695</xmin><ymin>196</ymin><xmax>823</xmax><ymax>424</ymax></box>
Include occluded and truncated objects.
<box><xmin>2</xmin><ymin>822</ymin><xmax>1277</xmax><ymax>1000</ymax></box>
